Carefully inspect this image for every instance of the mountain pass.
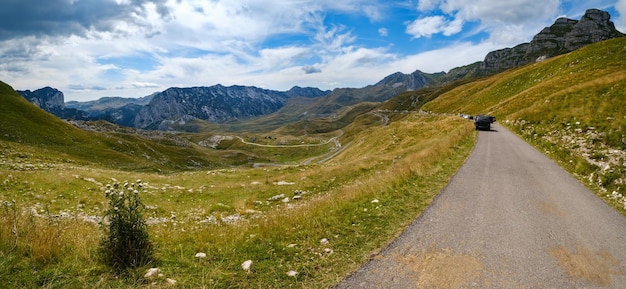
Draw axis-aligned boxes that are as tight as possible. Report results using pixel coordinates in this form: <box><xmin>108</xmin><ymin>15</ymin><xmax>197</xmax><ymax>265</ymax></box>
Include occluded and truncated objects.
<box><xmin>334</xmin><ymin>123</ymin><xmax>626</xmax><ymax>288</ymax></box>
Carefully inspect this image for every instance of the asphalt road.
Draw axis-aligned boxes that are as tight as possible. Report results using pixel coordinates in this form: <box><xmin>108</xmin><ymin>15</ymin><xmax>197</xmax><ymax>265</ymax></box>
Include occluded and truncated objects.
<box><xmin>334</xmin><ymin>123</ymin><xmax>626</xmax><ymax>289</ymax></box>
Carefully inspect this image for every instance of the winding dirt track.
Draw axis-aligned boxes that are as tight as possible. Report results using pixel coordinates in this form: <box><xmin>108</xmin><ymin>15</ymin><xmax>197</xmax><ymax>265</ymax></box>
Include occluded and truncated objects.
<box><xmin>334</xmin><ymin>123</ymin><xmax>626</xmax><ymax>288</ymax></box>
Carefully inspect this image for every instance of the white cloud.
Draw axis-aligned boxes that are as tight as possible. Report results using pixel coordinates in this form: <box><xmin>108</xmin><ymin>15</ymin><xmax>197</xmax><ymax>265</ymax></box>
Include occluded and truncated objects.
<box><xmin>417</xmin><ymin>0</ymin><xmax>441</xmax><ymax>11</ymax></box>
<box><xmin>410</xmin><ymin>0</ymin><xmax>561</xmax><ymax>46</ymax></box>
<box><xmin>302</xmin><ymin>65</ymin><xmax>322</xmax><ymax>74</ymax></box>
<box><xmin>314</xmin><ymin>24</ymin><xmax>358</xmax><ymax>52</ymax></box>
<box><xmin>129</xmin><ymin>82</ymin><xmax>160</xmax><ymax>89</ymax></box>
<box><xmin>378</xmin><ymin>27</ymin><xmax>389</xmax><ymax>36</ymax></box>
<box><xmin>617</xmin><ymin>0</ymin><xmax>626</xmax><ymax>31</ymax></box>
<box><xmin>362</xmin><ymin>5</ymin><xmax>384</xmax><ymax>21</ymax></box>
<box><xmin>395</xmin><ymin>41</ymin><xmax>498</xmax><ymax>73</ymax></box>
<box><xmin>406</xmin><ymin>15</ymin><xmax>463</xmax><ymax>38</ymax></box>
<box><xmin>443</xmin><ymin>0</ymin><xmax>560</xmax><ymax>24</ymax></box>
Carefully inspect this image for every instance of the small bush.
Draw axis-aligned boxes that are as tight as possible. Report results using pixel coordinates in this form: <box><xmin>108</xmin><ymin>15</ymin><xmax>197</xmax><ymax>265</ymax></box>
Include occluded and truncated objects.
<box><xmin>99</xmin><ymin>180</ymin><xmax>154</xmax><ymax>273</ymax></box>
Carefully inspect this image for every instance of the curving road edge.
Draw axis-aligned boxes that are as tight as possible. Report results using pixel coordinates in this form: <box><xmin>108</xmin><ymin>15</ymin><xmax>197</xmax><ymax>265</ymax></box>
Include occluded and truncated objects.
<box><xmin>333</xmin><ymin>123</ymin><xmax>626</xmax><ymax>289</ymax></box>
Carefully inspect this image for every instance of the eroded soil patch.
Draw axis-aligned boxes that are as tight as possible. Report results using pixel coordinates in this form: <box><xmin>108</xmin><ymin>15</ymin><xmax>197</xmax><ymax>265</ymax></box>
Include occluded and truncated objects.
<box><xmin>550</xmin><ymin>245</ymin><xmax>624</xmax><ymax>286</ymax></box>
<box><xmin>397</xmin><ymin>247</ymin><xmax>484</xmax><ymax>289</ymax></box>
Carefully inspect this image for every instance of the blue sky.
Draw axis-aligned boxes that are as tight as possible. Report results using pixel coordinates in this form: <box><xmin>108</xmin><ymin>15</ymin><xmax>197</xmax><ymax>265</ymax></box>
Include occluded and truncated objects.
<box><xmin>0</xmin><ymin>0</ymin><xmax>624</xmax><ymax>101</ymax></box>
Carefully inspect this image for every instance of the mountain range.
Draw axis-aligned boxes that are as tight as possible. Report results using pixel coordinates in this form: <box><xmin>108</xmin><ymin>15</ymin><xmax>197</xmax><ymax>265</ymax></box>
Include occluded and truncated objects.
<box><xmin>17</xmin><ymin>8</ymin><xmax>624</xmax><ymax>131</ymax></box>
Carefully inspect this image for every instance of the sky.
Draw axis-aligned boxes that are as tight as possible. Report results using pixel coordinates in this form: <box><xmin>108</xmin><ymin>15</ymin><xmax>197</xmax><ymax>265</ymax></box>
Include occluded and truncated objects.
<box><xmin>0</xmin><ymin>0</ymin><xmax>624</xmax><ymax>101</ymax></box>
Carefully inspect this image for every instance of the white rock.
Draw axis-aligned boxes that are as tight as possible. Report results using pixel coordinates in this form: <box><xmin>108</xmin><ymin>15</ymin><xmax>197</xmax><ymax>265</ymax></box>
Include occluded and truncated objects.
<box><xmin>320</xmin><ymin>238</ymin><xmax>329</xmax><ymax>245</ymax></box>
<box><xmin>242</xmin><ymin>260</ymin><xmax>253</xmax><ymax>272</ymax></box>
<box><xmin>268</xmin><ymin>194</ymin><xmax>286</xmax><ymax>201</ymax></box>
<box><xmin>287</xmin><ymin>270</ymin><xmax>299</xmax><ymax>277</ymax></box>
<box><xmin>166</xmin><ymin>278</ymin><xmax>177</xmax><ymax>285</ymax></box>
<box><xmin>195</xmin><ymin>252</ymin><xmax>207</xmax><ymax>258</ymax></box>
<box><xmin>144</xmin><ymin>267</ymin><xmax>160</xmax><ymax>279</ymax></box>
<box><xmin>371</xmin><ymin>199</ymin><xmax>380</xmax><ymax>203</ymax></box>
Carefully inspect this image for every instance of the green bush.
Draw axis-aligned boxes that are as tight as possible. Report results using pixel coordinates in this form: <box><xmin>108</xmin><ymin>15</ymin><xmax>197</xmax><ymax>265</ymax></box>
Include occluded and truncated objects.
<box><xmin>99</xmin><ymin>180</ymin><xmax>154</xmax><ymax>273</ymax></box>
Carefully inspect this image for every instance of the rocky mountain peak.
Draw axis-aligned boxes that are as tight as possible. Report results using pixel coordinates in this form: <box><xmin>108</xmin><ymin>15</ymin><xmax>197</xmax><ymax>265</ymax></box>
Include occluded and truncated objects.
<box><xmin>18</xmin><ymin>87</ymin><xmax>65</xmax><ymax>112</ymax></box>
<box><xmin>481</xmin><ymin>9</ymin><xmax>624</xmax><ymax>73</ymax></box>
<box><xmin>564</xmin><ymin>9</ymin><xmax>624</xmax><ymax>49</ymax></box>
<box><xmin>17</xmin><ymin>87</ymin><xmax>90</xmax><ymax>120</ymax></box>
<box><xmin>134</xmin><ymin>85</ymin><xmax>290</xmax><ymax>130</ymax></box>
<box><xmin>375</xmin><ymin>70</ymin><xmax>441</xmax><ymax>90</ymax></box>
<box><xmin>285</xmin><ymin>86</ymin><xmax>330</xmax><ymax>98</ymax></box>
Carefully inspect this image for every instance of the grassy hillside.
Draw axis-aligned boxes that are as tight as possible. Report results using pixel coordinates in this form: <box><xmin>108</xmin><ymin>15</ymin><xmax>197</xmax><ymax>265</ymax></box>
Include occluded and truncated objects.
<box><xmin>423</xmin><ymin>37</ymin><xmax>626</xmax><ymax>215</ymax></box>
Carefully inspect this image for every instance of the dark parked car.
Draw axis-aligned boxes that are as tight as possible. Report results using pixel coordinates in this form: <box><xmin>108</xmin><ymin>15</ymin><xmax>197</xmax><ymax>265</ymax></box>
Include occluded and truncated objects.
<box><xmin>474</xmin><ymin>115</ymin><xmax>495</xmax><ymax>130</ymax></box>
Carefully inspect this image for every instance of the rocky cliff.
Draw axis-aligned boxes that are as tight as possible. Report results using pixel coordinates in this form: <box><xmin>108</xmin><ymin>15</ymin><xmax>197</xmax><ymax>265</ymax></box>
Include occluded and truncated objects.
<box><xmin>17</xmin><ymin>87</ymin><xmax>88</xmax><ymax>120</ymax></box>
<box><xmin>18</xmin><ymin>87</ymin><xmax>65</xmax><ymax>112</ymax></box>
<box><xmin>481</xmin><ymin>9</ymin><xmax>624</xmax><ymax>73</ymax></box>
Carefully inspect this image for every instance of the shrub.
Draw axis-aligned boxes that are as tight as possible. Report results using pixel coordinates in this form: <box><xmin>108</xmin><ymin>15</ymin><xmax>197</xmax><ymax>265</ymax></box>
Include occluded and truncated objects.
<box><xmin>99</xmin><ymin>180</ymin><xmax>154</xmax><ymax>273</ymax></box>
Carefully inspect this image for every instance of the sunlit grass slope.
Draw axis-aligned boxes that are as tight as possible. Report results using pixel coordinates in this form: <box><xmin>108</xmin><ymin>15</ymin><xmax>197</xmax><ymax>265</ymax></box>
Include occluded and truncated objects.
<box><xmin>423</xmin><ymin>37</ymin><xmax>626</xmax><ymax>215</ymax></box>
<box><xmin>423</xmin><ymin>38</ymin><xmax>625</xmax><ymax>129</ymax></box>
